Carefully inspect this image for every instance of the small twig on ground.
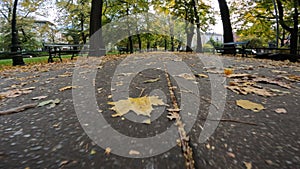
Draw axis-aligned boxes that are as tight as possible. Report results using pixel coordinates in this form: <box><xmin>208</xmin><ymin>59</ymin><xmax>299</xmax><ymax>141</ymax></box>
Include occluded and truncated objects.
<box><xmin>200</xmin><ymin>117</ymin><xmax>258</xmax><ymax>126</ymax></box>
<box><xmin>0</xmin><ymin>103</ymin><xmax>38</xmax><ymax>116</ymax></box>
<box><xmin>164</xmin><ymin>67</ymin><xmax>195</xmax><ymax>169</ymax></box>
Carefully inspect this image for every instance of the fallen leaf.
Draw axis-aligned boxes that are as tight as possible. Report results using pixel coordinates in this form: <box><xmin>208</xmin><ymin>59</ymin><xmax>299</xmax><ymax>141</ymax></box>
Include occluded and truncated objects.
<box><xmin>167</xmin><ymin>112</ymin><xmax>180</xmax><ymax>120</ymax></box>
<box><xmin>227</xmin><ymin>152</ymin><xmax>235</xmax><ymax>158</ymax></box>
<box><xmin>142</xmin><ymin>119</ymin><xmax>151</xmax><ymax>124</ymax></box>
<box><xmin>31</xmin><ymin>96</ymin><xmax>48</xmax><ymax>100</ymax></box>
<box><xmin>275</xmin><ymin>108</ymin><xmax>287</xmax><ymax>114</ymax></box>
<box><xmin>37</xmin><ymin>99</ymin><xmax>60</xmax><ymax>108</ymax></box>
<box><xmin>108</xmin><ymin>96</ymin><xmax>166</xmax><ymax>117</ymax></box>
<box><xmin>143</xmin><ymin>77</ymin><xmax>160</xmax><ymax>83</ymax></box>
<box><xmin>105</xmin><ymin>147</ymin><xmax>111</xmax><ymax>155</ymax></box>
<box><xmin>227</xmin><ymin>73</ymin><xmax>253</xmax><ymax>78</ymax></box>
<box><xmin>265</xmin><ymin>160</ymin><xmax>274</xmax><ymax>165</ymax></box>
<box><xmin>90</xmin><ymin>149</ymin><xmax>96</xmax><ymax>155</ymax></box>
<box><xmin>177</xmin><ymin>73</ymin><xmax>195</xmax><ymax>80</ymax></box>
<box><xmin>59</xmin><ymin>160</ymin><xmax>69</xmax><ymax>167</ymax></box>
<box><xmin>129</xmin><ymin>150</ymin><xmax>140</xmax><ymax>155</ymax></box>
<box><xmin>167</xmin><ymin>108</ymin><xmax>181</xmax><ymax>112</ymax></box>
<box><xmin>224</xmin><ymin>68</ymin><xmax>234</xmax><ymax>76</ymax></box>
<box><xmin>253</xmin><ymin>77</ymin><xmax>291</xmax><ymax>89</ymax></box>
<box><xmin>205</xmin><ymin>143</ymin><xmax>211</xmax><ymax>149</ymax></box>
<box><xmin>287</xmin><ymin>75</ymin><xmax>300</xmax><ymax>81</ymax></box>
<box><xmin>243</xmin><ymin>161</ymin><xmax>252</xmax><ymax>169</ymax></box>
<box><xmin>195</xmin><ymin>74</ymin><xmax>208</xmax><ymax>78</ymax></box>
<box><xmin>236</xmin><ymin>100</ymin><xmax>264</xmax><ymax>112</ymax></box>
<box><xmin>271</xmin><ymin>70</ymin><xmax>288</xmax><ymax>74</ymax></box>
<box><xmin>59</xmin><ymin>86</ymin><xmax>78</xmax><ymax>91</ymax></box>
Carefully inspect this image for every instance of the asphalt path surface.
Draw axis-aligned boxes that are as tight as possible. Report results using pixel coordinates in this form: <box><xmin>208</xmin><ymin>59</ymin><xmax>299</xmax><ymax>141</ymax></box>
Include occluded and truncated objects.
<box><xmin>0</xmin><ymin>53</ymin><xmax>299</xmax><ymax>169</ymax></box>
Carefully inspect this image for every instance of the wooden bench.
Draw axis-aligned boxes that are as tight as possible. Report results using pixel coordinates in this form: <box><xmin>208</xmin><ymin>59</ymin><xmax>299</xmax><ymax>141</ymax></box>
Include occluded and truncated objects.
<box><xmin>44</xmin><ymin>44</ymin><xmax>83</xmax><ymax>63</ymax></box>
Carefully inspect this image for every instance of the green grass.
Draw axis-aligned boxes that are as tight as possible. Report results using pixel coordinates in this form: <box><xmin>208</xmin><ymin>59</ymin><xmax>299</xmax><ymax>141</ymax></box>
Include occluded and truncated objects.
<box><xmin>0</xmin><ymin>55</ymin><xmax>73</xmax><ymax>70</ymax></box>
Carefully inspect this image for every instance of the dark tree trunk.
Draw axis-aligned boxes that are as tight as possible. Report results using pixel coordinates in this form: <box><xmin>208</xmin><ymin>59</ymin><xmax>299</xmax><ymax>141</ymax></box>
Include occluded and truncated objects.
<box><xmin>171</xmin><ymin>36</ymin><xmax>174</xmax><ymax>51</ymax></box>
<box><xmin>164</xmin><ymin>37</ymin><xmax>168</xmax><ymax>51</ymax></box>
<box><xmin>192</xmin><ymin>0</ymin><xmax>203</xmax><ymax>53</ymax></box>
<box><xmin>276</xmin><ymin>0</ymin><xmax>298</xmax><ymax>54</ymax></box>
<box><xmin>218</xmin><ymin>0</ymin><xmax>235</xmax><ymax>54</ymax></box>
<box><xmin>11</xmin><ymin>0</ymin><xmax>25</xmax><ymax>66</ymax></box>
<box><xmin>89</xmin><ymin>0</ymin><xmax>105</xmax><ymax>56</ymax></box>
<box><xmin>126</xmin><ymin>8</ymin><xmax>133</xmax><ymax>54</ymax></box>
<box><xmin>137</xmin><ymin>34</ymin><xmax>142</xmax><ymax>52</ymax></box>
<box><xmin>186</xmin><ymin>23</ymin><xmax>194</xmax><ymax>52</ymax></box>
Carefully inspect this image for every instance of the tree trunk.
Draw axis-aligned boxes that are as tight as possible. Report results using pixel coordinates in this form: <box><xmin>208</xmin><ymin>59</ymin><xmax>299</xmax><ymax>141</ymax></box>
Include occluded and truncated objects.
<box><xmin>192</xmin><ymin>0</ymin><xmax>203</xmax><ymax>53</ymax></box>
<box><xmin>218</xmin><ymin>0</ymin><xmax>235</xmax><ymax>54</ymax></box>
<box><xmin>89</xmin><ymin>0</ymin><xmax>105</xmax><ymax>56</ymax></box>
<box><xmin>186</xmin><ymin>23</ymin><xmax>194</xmax><ymax>52</ymax></box>
<box><xmin>164</xmin><ymin>37</ymin><xmax>168</xmax><ymax>51</ymax></box>
<box><xmin>171</xmin><ymin>36</ymin><xmax>174</xmax><ymax>51</ymax></box>
<box><xmin>11</xmin><ymin>0</ymin><xmax>25</xmax><ymax>66</ymax></box>
<box><xmin>137</xmin><ymin>34</ymin><xmax>142</xmax><ymax>52</ymax></box>
<box><xmin>276</xmin><ymin>0</ymin><xmax>298</xmax><ymax>54</ymax></box>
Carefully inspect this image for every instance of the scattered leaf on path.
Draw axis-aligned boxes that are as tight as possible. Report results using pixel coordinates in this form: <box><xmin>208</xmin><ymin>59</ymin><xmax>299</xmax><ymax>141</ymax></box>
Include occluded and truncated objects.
<box><xmin>236</xmin><ymin>100</ymin><xmax>264</xmax><ymax>112</ymax></box>
<box><xmin>108</xmin><ymin>96</ymin><xmax>166</xmax><ymax>117</ymax></box>
<box><xmin>37</xmin><ymin>99</ymin><xmax>60</xmax><ymax>108</ymax></box>
<box><xmin>143</xmin><ymin>77</ymin><xmax>160</xmax><ymax>83</ymax></box>
<box><xmin>105</xmin><ymin>147</ymin><xmax>111</xmax><ymax>155</ymax></box>
<box><xmin>227</xmin><ymin>152</ymin><xmax>236</xmax><ymax>158</ymax></box>
<box><xmin>0</xmin><ymin>103</ymin><xmax>38</xmax><ymax>116</ymax></box>
<box><xmin>195</xmin><ymin>74</ymin><xmax>208</xmax><ymax>78</ymax></box>
<box><xmin>253</xmin><ymin>77</ymin><xmax>291</xmax><ymax>89</ymax></box>
<box><xmin>243</xmin><ymin>161</ymin><xmax>252</xmax><ymax>169</ymax></box>
<box><xmin>90</xmin><ymin>149</ymin><xmax>96</xmax><ymax>155</ymax></box>
<box><xmin>224</xmin><ymin>68</ymin><xmax>234</xmax><ymax>76</ymax></box>
<box><xmin>142</xmin><ymin>119</ymin><xmax>151</xmax><ymax>124</ymax></box>
<box><xmin>59</xmin><ymin>86</ymin><xmax>78</xmax><ymax>91</ymax></box>
<box><xmin>32</xmin><ymin>96</ymin><xmax>48</xmax><ymax>100</ymax></box>
<box><xmin>177</xmin><ymin>73</ymin><xmax>195</xmax><ymax>80</ymax></box>
<box><xmin>275</xmin><ymin>108</ymin><xmax>287</xmax><ymax>114</ymax></box>
<box><xmin>129</xmin><ymin>150</ymin><xmax>140</xmax><ymax>155</ymax></box>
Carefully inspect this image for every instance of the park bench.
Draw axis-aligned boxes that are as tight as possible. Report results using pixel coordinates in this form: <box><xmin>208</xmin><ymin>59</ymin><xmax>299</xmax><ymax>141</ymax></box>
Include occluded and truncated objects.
<box><xmin>117</xmin><ymin>47</ymin><xmax>128</xmax><ymax>54</ymax></box>
<box><xmin>214</xmin><ymin>41</ymin><xmax>250</xmax><ymax>57</ymax></box>
<box><xmin>44</xmin><ymin>44</ymin><xmax>83</xmax><ymax>63</ymax></box>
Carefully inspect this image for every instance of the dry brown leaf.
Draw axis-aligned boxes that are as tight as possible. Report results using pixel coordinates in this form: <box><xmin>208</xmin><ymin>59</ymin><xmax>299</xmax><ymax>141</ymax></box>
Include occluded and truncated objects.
<box><xmin>243</xmin><ymin>161</ymin><xmax>252</xmax><ymax>169</ymax></box>
<box><xmin>253</xmin><ymin>77</ymin><xmax>291</xmax><ymax>89</ymax></box>
<box><xmin>195</xmin><ymin>74</ymin><xmax>209</xmax><ymax>78</ymax></box>
<box><xmin>143</xmin><ymin>77</ymin><xmax>160</xmax><ymax>83</ymax></box>
<box><xmin>105</xmin><ymin>147</ymin><xmax>111</xmax><ymax>155</ymax></box>
<box><xmin>287</xmin><ymin>75</ymin><xmax>300</xmax><ymax>81</ymax></box>
<box><xmin>227</xmin><ymin>152</ymin><xmax>235</xmax><ymax>158</ymax></box>
<box><xmin>129</xmin><ymin>150</ymin><xmax>140</xmax><ymax>155</ymax></box>
<box><xmin>236</xmin><ymin>100</ymin><xmax>264</xmax><ymax>112</ymax></box>
<box><xmin>59</xmin><ymin>86</ymin><xmax>78</xmax><ymax>91</ymax></box>
<box><xmin>32</xmin><ymin>96</ymin><xmax>48</xmax><ymax>100</ymax></box>
<box><xmin>167</xmin><ymin>112</ymin><xmax>180</xmax><ymax>120</ymax></box>
<box><xmin>271</xmin><ymin>70</ymin><xmax>288</xmax><ymax>74</ymax></box>
<box><xmin>167</xmin><ymin>108</ymin><xmax>181</xmax><ymax>112</ymax></box>
<box><xmin>177</xmin><ymin>73</ymin><xmax>195</xmax><ymax>80</ymax></box>
<box><xmin>108</xmin><ymin>96</ymin><xmax>166</xmax><ymax>117</ymax></box>
<box><xmin>275</xmin><ymin>108</ymin><xmax>287</xmax><ymax>114</ymax></box>
<box><xmin>142</xmin><ymin>119</ymin><xmax>151</xmax><ymax>124</ymax></box>
<box><xmin>224</xmin><ymin>68</ymin><xmax>234</xmax><ymax>75</ymax></box>
<box><xmin>227</xmin><ymin>73</ymin><xmax>253</xmax><ymax>78</ymax></box>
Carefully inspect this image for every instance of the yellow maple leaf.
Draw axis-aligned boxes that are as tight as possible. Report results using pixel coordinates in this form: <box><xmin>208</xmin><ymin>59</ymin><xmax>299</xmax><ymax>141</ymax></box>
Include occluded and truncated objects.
<box><xmin>108</xmin><ymin>96</ymin><xmax>166</xmax><ymax>117</ymax></box>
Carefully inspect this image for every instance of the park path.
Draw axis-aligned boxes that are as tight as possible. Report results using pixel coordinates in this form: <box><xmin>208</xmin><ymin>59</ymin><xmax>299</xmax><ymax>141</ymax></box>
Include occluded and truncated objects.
<box><xmin>0</xmin><ymin>53</ymin><xmax>299</xmax><ymax>169</ymax></box>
